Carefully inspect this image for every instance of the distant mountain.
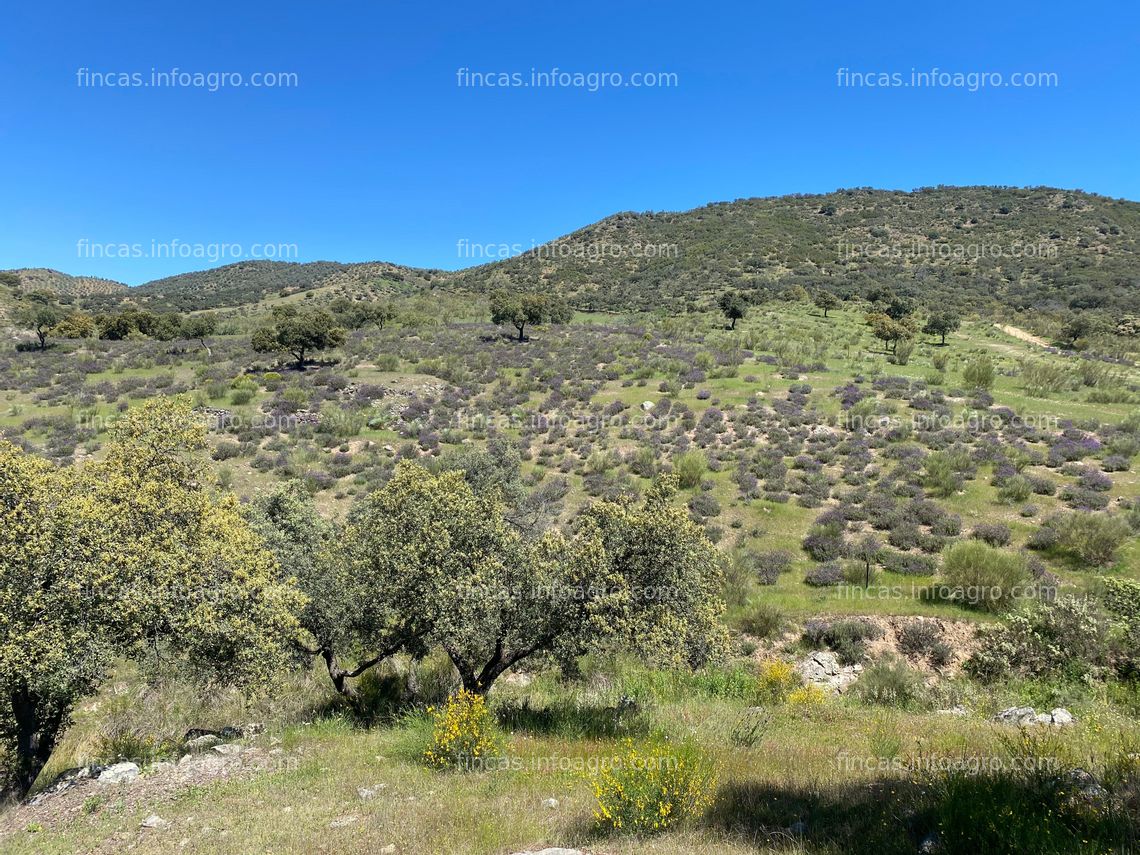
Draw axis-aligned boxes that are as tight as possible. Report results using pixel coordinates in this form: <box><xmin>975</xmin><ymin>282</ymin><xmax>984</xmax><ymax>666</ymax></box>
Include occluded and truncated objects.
<box><xmin>2</xmin><ymin>268</ymin><xmax>129</xmax><ymax>297</ymax></box>
<box><xmin>9</xmin><ymin>187</ymin><xmax>1139</xmax><ymax>316</ymax></box>
<box><xmin>119</xmin><ymin>260</ymin><xmax>444</xmax><ymax>312</ymax></box>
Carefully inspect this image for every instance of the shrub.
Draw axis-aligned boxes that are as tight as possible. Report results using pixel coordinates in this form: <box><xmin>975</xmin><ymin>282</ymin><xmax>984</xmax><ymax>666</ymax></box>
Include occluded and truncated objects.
<box><xmin>997</xmin><ymin>475</ymin><xmax>1033</xmax><ymax>504</ymax></box>
<box><xmin>802</xmin><ymin>522</ymin><xmax>846</xmax><ymax>561</ymax></box>
<box><xmin>787</xmin><ymin>684</ymin><xmax>827</xmax><ymax>707</ymax></box>
<box><xmin>852</xmin><ymin>657</ymin><xmax>926</xmax><ymax>708</ymax></box>
<box><xmin>897</xmin><ymin>620</ymin><xmax>945</xmax><ymax>664</ymax></box>
<box><xmin>1053</xmin><ymin>512</ymin><xmax>1132</xmax><ymax>567</ymax></box>
<box><xmin>230</xmin><ymin>388</ymin><xmax>255</xmax><ymax>406</ymax></box>
<box><xmin>755</xmin><ymin>659</ymin><xmax>801</xmax><ymax>704</ymax></box>
<box><xmin>962</xmin><ymin>357</ymin><xmax>995</xmax><ymax>391</ymax></box>
<box><xmin>967</xmin><ymin>596</ymin><xmax>1110</xmax><ymax>682</ymax></box>
<box><xmin>752</xmin><ymin>549</ymin><xmax>794</xmax><ymax>583</ymax></box>
<box><xmin>739</xmin><ymin>603</ymin><xmax>785</xmax><ymax>639</ymax></box>
<box><xmin>589</xmin><ymin>740</ymin><xmax>717</xmax><ymax>833</ymax></box>
<box><xmin>211</xmin><ymin>440</ymin><xmax>243</xmax><ymax>461</ymax></box>
<box><xmin>803</xmin><ymin>618</ymin><xmax>883</xmax><ymax>664</ymax></box>
<box><xmin>938</xmin><ymin>540</ymin><xmax>1031</xmax><ymax>612</ymax></box>
<box><xmin>422</xmin><ymin>689</ymin><xmax>501</xmax><ymax>770</ymax></box>
<box><xmin>803</xmin><ymin>562</ymin><xmax>844</xmax><ymax>587</ymax></box>
<box><xmin>971</xmin><ymin>523</ymin><xmax>1012</xmax><ymax>547</ymax></box>
<box><xmin>879</xmin><ymin>550</ymin><xmax>938</xmax><ymax>576</ymax></box>
<box><xmin>674</xmin><ymin>450</ymin><xmax>707</xmax><ymax>489</ymax></box>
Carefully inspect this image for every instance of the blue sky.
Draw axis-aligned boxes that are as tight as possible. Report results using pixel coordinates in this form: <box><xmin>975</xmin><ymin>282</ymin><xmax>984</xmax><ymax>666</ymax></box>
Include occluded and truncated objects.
<box><xmin>1</xmin><ymin>0</ymin><xmax>1137</xmax><ymax>284</ymax></box>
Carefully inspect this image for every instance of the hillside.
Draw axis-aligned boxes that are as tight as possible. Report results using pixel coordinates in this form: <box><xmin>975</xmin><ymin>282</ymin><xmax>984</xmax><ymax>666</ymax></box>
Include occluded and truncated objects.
<box><xmin>1</xmin><ymin>268</ymin><xmax>128</xmax><ymax>298</ymax></box>
<box><xmin>449</xmin><ymin>186</ymin><xmax>1140</xmax><ymax>314</ymax></box>
<box><xmin>6</xmin><ymin>187</ymin><xmax>1138</xmax><ymax>317</ymax></box>
<box><xmin>121</xmin><ymin>260</ymin><xmax>445</xmax><ymax>312</ymax></box>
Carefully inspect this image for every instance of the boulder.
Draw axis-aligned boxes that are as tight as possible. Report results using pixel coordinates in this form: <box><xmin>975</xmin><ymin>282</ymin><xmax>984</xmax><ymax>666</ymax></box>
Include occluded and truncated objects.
<box><xmin>141</xmin><ymin>815</ymin><xmax>170</xmax><ymax>830</ymax></box>
<box><xmin>98</xmin><ymin>762</ymin><xmax>139</xmax><ymax>785</ymax></box>
<box><xmin>186</xmin><ymin>734</ymin><xmax>222</xmax><ymax>752</ymax></box>
<box><xmin>640</xmin><ymin>401</ymin><xmax>655</xmax><ymax>411</ymax></box>
<box><xmin>1050</xmin><ymin>708</ymin><xmax>1075</xmax><ymax>726</ymax></box>
<box><xmin>796</xmin><ymin>651</ymin><xmax>861</xmax><ymax>693</ymax></box>
<box><xmin>542</xmin><ymin>797</ymin><xmax>560</xmax><ymax>809</ymax></box>
<box><xmin>993</xmin><ymin>707</ymin><xmax>1038</xmax><ymax>726</ymax></box>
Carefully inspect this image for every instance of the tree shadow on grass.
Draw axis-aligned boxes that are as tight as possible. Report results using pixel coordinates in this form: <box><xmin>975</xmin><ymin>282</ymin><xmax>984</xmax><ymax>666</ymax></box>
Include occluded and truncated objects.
<box><xmin>702</xmin><ymin>772</ymin><xmax>1136</xmax><ymax>855</ymax></box>
<box><xmin>495</xmin><ymin>697</ymin><xmax>651</xmax><ymax>740</ymax></box>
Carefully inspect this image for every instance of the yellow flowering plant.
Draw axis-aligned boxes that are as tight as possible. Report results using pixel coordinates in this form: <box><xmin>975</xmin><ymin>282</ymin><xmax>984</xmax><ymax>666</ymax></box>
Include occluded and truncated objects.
<box><xmin>589</xmin><ymin>739</ymin><xmax>718</xmax><ymax>833</ymax></box>
<box><xmin>422</xmin><ymin>689</ymin><xmax>501</xmax><ymax>770</ymax></box>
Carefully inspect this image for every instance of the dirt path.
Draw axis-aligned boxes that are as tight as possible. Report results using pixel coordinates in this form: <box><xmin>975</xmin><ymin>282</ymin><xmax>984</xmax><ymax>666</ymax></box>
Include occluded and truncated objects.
<box><xmin>994</xmin><ymin>323</ymin><xmax>1049</xmax><ymax>348</ymax></box>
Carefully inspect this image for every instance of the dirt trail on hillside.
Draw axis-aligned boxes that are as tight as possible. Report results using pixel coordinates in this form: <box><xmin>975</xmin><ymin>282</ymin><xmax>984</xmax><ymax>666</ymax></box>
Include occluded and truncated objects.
<box><xmin>994</xmin><ymin>323</ymin><xmax>1049</xmax><ymax>348</ymax></box>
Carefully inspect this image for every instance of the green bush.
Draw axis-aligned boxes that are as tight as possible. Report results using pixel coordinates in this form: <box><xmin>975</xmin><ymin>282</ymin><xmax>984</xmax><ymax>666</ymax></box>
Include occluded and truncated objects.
<box><xmin>962</xmin><ymin>357</ymin><xmax>995</xmax><ymax>391</ymax></box>
<box><xmin>966</xmin><ymin>596</ymin><xmax>1109</xmax><ymax>682</ymax></box>
<box><xmin>852</xmin><ymin>657</ymin><xmax>926</xmax><ymax>708</ymax></box>
<box><xmin>673</xmin><ymin>450</ymin><xmax>707</xmax><ymax>489</ymax></box>
<box><xmin>738</xmin><ymin>603</ymin><xmax>785</xmax><ymax>639</ymax></box>
<box><xmin>938</xmin><ymin>540</ymin><xmax>1031</xmax><ymax>612</ymax></box>
<box><xmin>1052</xmin><ymin>512</ymin><xmax>1132</xmax><ymax>567</ymax></box>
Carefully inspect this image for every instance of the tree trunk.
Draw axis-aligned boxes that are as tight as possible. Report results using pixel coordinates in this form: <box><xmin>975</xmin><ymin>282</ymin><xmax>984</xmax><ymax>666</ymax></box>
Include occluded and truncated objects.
<box><xmin>729</xmin><ymin>317</ymin><xmax>737</xmax><ymax>330</ymax></box>
<box><xmin>199</xmin><ymin>338</ymin><xmax>212</xmax><ymax>358</ymax></box>
<box><xmin>940</xmin><ymin>333</ymin><xmax>947</xmax><ymax>346</ymax></box>
<box><xmin>322</xmin><ymin>648</ymin><xmax>356</xmax><ymax>698</ymax></box>
<box><xmin>293</xmin><ymin>348</ymin><xmax>307</xmax><ymax>371</ymax></box>
<box><xmin>515</xmin><ymin>324</ymin><xmax>526</xmax><ymax>342</ymax></box>
<box><xmin>9</xmin><ymin>688</ymin><xmax>63</xmax><ymax>800</ymax></box>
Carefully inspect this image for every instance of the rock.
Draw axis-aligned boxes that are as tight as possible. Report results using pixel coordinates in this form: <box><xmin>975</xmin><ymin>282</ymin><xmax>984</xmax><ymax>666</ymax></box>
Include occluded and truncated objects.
<box><xmin>994</xmin><ymin>707</ymin><xmax>1038</xmax><ymax>726</ymax></box>
<box><xmin>1035</xmin><ymin>713</ymin><xmax>1054</xmax><ymax>725</ymax></box>
<box><xmin>542</xmin><ymin>797</ymin><xmax>559</xmax><ymax>809</ymax></box>
<box><xmin>640</xmin><ymin>401</ymin><xmax>655</xmax><ymax>411</ymax></box>
<box><xmin>186</xmin><ymin>735</ymin><xmax>222</xmax><ymax>752</ymax></box>
<box><xmin>141</xmin><ymin>815</ymin><xmax>170</xmax><ymax>830</ymax></box>
<box><xmin>796</xmin><ymin>651</ymin><xmax>861</xmax><ymax>693</ymax></box>
<box><xmin>509</xmin><ymin>850</ymin><xmax>583</xmax><ymax>855</ymax></box>
<box><xmin>328</xmin><ymin>814</ymin><xmax>359</xmax><ymax>829</ymax></box>
<box><xmin>357</xmin><ymin>787</ymin><xmax>379</xmax><ymax>800</ymax></box>
<box><xmin>919</xmin><ymin>831</ymin><xmax>941</xmax><ymax>853</ymax></box>
<box><xmin>98</xmin><ymin>762</ymin><xmax>140</xmax><ymax>785</ymax></box>
<box><xmin>937</xmin><ymin>705</ymin><xmax>969</xmax><ymax>717</ymax></box>
<box><xmin>379</xmin><ymin>846</ymin><xmax>396</xmax><ymax>855</ymax></box>
<box><xmin>149</xmin><ymin>761</ymin><xmax>175</xmax><ymax>774</ymax></box>
<box><xmin>213</xmin><ymin>744</ymin><xmax>244</xmax><ymax>756</ymax></box>
<box><xmin>1050</xmin><ymin>708</ymin><xmax>1075</xmax><ymax>726</ymax></box>
<box><xmin>1065</xmin><ymin>768</ymin><xmax>1107</xmax><ymax>803</ymax></box>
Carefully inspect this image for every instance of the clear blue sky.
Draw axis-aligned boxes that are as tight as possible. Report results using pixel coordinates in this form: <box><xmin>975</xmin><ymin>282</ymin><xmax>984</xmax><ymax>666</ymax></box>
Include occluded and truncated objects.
<box><xmin>1</xmin><ymin>0</ymin><xmax>1137</xmax><ymax>285</ymax></box>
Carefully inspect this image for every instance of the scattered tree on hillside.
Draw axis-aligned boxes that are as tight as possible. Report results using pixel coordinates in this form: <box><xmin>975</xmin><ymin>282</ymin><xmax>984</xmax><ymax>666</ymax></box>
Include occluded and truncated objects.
<box><xmin>813</xmin><ymin>291</ymin><xmax>840</xmax><ymax>318</ymax></box>
<box><xmin>52</xmin><ymin>312</ymin><xmax>96</xmax><ymax>340</ymax></box>
<box><xmin>717</xmin><ymin>291</ymin><xmax>747</xmax><ymax>330</ymax></box>
<box><xmin>1060</xmin><ymin>313</ymin><xmax>1096</xmax><ymax>348</ymax></box>
<box><xmin>0</xmin><ymin>398</ymin><xmax>303</xmax><ymax>799</ymax></box>
<box><xmin>330</xmin><ymin>297</ymin><xmax>397</xmax><ymax>331</ymax></box>
<box><xmin>251</xmin><ymin>306</ymin><xmax>346</xmax><ymax>370</ymax></box>
<box><xmin>866</xmin><ymin>312</ymin><xmax>916</xmax><ymax>354</ymax></box>
<box><xmin>13</xmin><ymin>295</ymin><xmax>63</xmax><ymax>351</ymax></box>
<box><xmin>181</xmin><ymin>314</ymin><xmax>218</xmax><ymax>356</ymax></box>
<box><xmin>489</xmin><ymin>290</ymin><xmax>570</xmax><ymax>341</ymax></box>
<box><xmin>922</xmin><ymin>311</ymin><xmax>961</xmax><ymax>345</ymax></box>
<box><xmin>435</xmin><ymin>473</ymin><xmax>729</xmax><ymax>695</ymax></box>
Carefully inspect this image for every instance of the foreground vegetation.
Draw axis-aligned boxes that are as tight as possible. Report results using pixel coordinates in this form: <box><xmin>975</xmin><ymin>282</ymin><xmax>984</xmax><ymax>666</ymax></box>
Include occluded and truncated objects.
<box><xmin>1</xmin><ymin>257</ymin><xmax>1139</xmax><ymax>852</ymax></box>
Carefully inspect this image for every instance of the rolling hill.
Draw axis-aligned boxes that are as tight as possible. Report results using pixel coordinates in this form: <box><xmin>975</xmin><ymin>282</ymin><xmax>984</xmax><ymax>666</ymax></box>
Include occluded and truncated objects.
<box><xmin>5</xmin><ymin>186</ymin><xmax>1139</xmax><ymax>316</ymax></box>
